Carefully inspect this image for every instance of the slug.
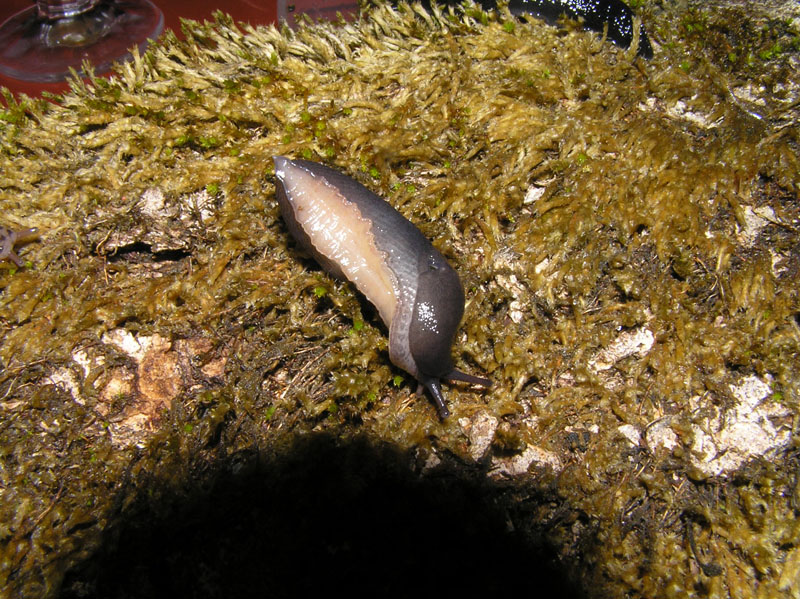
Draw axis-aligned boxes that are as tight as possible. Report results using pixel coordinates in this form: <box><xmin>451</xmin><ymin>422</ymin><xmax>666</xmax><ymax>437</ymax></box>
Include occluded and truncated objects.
<box><xmin>273</xmin><ymin>156</ymin><xmax>490</xmax><ymax>418</ymax></box>
<box><xmin>0</xmin><ymin>226</ymin><xmax>37</xmax><ymax>267</ymax></box>
<box><xmin>507</xmin><ymin>0</ymin><xmax>653</xmax><ymax>58</ymax></box>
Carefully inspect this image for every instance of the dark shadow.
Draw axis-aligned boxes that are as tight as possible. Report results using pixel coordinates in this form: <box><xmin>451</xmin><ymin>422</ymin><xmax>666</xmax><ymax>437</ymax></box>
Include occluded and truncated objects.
<box><xmin>60</xmin><ymin>434</ymin><xmax>585</xmax><ymax>598</ymax></box>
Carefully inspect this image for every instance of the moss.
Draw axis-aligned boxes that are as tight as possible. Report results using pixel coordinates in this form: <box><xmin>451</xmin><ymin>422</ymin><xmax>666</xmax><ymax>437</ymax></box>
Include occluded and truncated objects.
<box><xmin>0</xmin><ymin>1</ymin><xmax>799</xmax><ymax>598</ymax></box>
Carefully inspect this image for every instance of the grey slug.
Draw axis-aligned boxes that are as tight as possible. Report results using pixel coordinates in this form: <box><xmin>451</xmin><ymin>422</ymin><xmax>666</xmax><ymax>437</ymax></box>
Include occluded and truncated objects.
<box><xmin>0</xmin><ymin>226</ymin><xmax>37</xmax><ymax>267</ymax></box>
<box><xmin>273</xmin><ymin>156</ymin><xmax>490</xmax><ymax>418</ymax></box>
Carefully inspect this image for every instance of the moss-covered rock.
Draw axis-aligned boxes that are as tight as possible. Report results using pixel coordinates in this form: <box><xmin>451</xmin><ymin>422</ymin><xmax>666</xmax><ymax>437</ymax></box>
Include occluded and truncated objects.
<box><xmin>0</xmin><ymin>2</ymin><xmax>798</xmax><ymax>597</ymax></box>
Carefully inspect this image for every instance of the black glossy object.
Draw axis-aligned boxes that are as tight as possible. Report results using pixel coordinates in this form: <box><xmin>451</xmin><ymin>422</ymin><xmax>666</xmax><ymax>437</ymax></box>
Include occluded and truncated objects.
<box><xmin>508</xmin><ymin>0</ymin><xmax>652</xmax><ymax>58</ymax></box>
<box><xmin>404</xmin><ymin>0</ymin><xmax>652</xmax><ymax>58</ymax></box>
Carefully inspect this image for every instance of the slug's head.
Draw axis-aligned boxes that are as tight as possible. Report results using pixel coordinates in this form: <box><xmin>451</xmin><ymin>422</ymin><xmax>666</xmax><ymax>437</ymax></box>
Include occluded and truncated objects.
<box><xmin>409</xmin><ymin>252</ymin><xmax>490</xmax><ymax>418</ymax></box>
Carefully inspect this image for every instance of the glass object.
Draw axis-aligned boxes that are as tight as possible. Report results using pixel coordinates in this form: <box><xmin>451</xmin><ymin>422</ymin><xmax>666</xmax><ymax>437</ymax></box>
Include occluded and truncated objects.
<box><xmin>277</xmin><ymin>0</ymin><xmax>358</xmax><ymax>29</ymax></box>
<box><xmin>0</xmin><ymin>0</ymin><xmax>163</xmax><ymax>83</ymax></box>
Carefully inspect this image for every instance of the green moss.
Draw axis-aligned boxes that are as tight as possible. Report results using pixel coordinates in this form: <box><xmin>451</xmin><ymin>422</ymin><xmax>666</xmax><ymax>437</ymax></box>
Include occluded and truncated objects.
<box><xmin>0</xmin><ymin>2</ymin><xmax>799</xmax><ymax>598</ymax></box>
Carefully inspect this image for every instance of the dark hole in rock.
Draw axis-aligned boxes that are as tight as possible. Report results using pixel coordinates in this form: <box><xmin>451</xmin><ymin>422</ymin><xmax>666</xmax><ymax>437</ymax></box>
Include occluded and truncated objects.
<box><xmin>104</xmin><ymin>242</ymin><xmax>191</xmax><ymax>263</ymax></box>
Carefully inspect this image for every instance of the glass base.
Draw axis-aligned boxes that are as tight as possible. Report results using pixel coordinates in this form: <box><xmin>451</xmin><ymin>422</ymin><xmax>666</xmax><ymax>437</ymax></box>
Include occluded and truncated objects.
<box><xmin>277</xmin><ymin>0</ymin><xmax>358</xmax><ymax>29</ymax></box>
<box><xmin>0</xmin><ymin>0</ymin><xmax>164</xmax><ymax>83</ymax></box>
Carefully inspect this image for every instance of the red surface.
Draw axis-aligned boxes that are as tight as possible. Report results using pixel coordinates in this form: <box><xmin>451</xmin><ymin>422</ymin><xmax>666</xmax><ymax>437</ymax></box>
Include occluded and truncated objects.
<box><xmin>0</xmin><ymin>0</ymin><xmax>279</xmax><ymax>100</ymax></box>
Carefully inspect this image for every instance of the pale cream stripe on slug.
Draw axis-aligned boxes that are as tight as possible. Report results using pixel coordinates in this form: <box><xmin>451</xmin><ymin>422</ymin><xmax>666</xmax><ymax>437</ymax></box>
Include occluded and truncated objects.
<box><xmin>278</xmin><ymin>162</ymin><xmax>398</xmax><ymax>326</ymax></box>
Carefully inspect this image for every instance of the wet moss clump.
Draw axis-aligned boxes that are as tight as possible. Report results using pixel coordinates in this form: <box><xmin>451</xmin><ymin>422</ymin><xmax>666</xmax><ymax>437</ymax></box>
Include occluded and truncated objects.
<box><xmin>1</xmin><ymin>1</ymin><xmax>799</xmax><ymax>598</ymax></box>
<box><xmin>675</xmin><ymin>0</ymin><xmax>800</xmax><ymax>128</ymax></box>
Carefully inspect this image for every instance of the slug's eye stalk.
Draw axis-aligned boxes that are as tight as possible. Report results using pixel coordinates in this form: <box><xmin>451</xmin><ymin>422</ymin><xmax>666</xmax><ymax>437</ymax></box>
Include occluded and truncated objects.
<box><xmin>419</xmin><ymin>369</ymin><xmax>492</xmax><ymax>420</ymax></box>
<box><xmin>447</xmin><ymin>369</ymin><xmax>492</xmax><ymax>388</ymax></box>
<box><xmin>421</xmin><ymin>379</ymin><xmax>451</xmax><ymax>419</ymax></box>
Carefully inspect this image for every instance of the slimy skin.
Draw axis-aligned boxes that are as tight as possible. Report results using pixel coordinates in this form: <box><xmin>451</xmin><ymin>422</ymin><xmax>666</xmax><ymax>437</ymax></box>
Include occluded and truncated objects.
<box><xmin>273</xmin><ymin>156</ymin><xmax>490</xmax><ymax>418</ymax></box>
<box><xmin>508</xmin><ymin>0</ymin><xmax>653</xmax><ymax>58</ymax></box>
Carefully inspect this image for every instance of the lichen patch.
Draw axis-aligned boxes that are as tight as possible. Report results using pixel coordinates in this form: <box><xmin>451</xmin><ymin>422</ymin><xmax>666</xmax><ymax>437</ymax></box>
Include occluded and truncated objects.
<box><xmin>588</xmin><ymin>327</ymin><xmax>655</xmax><ymax>373</ymax></box>
<box><xmin>688</xmin><ymin>375</ymin><xmax>792</xmax><ymax>478</ymax></box>
<box><xmin>137</xmin><ymin>344</ymin><xmax>183</xmax><ymax>408</ymax></box>
<box><xmin>458</xmin><ymin>411</ymin><xmax>498</xmax><ymax>460</ymax></box>
<box><xmin>489</xmin><ymin>444</ymin><xmax>563</xmax><ymax>478</ymax></box>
